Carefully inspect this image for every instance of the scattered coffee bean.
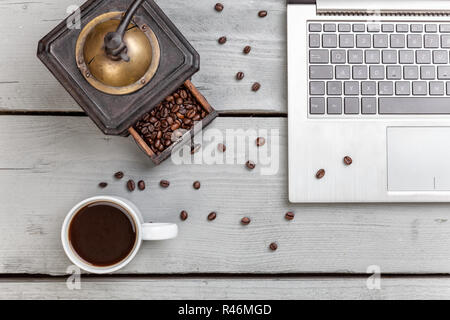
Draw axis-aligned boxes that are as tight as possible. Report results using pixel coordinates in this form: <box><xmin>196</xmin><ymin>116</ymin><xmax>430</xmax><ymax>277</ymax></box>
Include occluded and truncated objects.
<box><xmin>236</xmin><ymin>72</ymin><xmax>245</xmax><ymax>80</ymax></box>
<box><xmin>180</xmin><ymin>210</ymin><xmax>188</xmax><ymax>221</ymax></box>
<box><xmin>114</xmin><ymin>171</ymin><xmax>124</xmax><ymax>179</ymax></box>
<box><xmin>252</xmin><ymin>82</ymin><xmax>261</xmax><ymax>92</ymax></box>
<box><xmin>160</xmin><ymin>180</ymin><xmax>170</xmax><ymax>188</ymax></box>
<box><xmin>256</xmin><ymin>137</ymin><xmax>266</xmax><ymax>147</ymax></box>
<box><xmin>269</xmin><ymin>242</ymin><xmax>278</xmax><ymax>251</ymax></box>
<box><xmin>98</xmin><ymin>182</ymin><xmax>108</xmax><ymax>188</ymax></box>
<box><xmin>243</xmin><ymin>46</ymin><xmax>251</xmax><ymax>54</ymax></box>
<box><xmin>215</xmin><ymin>3</ymin><xmax>224</xmax><ymax>12</ymax></box>
<box><xmin>218</xmin><ymin>143</ymin><xmax>226</xmax><ymax>152</ymax></box>
<box><xmin>316</xmin><ymin>169</ymin><xmax>326</xmax><ymax>179</ymax></box>
<box><xmin>134</xmin><ymin>85</ymin><xmax>209</xmax><ymax>156</ymax></box>
<box><xmin>344</xmin><ymin>156</ymin><xmax>353</xmax><ymax>166</ymax></box>
<box><xmin>246</xmin><ymin>160</ymin><xmax>256</xmax><ymax>170</ymax></box>
<box><xmin>218</xmin><ymin>36</ymin><xmax>227</xmax><ymax>44</ymax></box>
<box><xmin>193</xmin><ymin>181</ymin><xmax>201</xmax><ymax>190</ymax></box>
<box><xmin>208</xmin><ymin>212</ymin><xmax>217</xmax><ymax>221</ymax></box>
<box><xmin>241</xmin><ymin>217</ymin><xmax>251</xmax><ymax>225</ymax></box>
<box><xmin>127</xmin><ymin>180</ymin><xmax>136</xmax><ymax>192</ymax></box>
<box><xmin>285</xmin><ymin>212</ymin><xmax>295</xmax><ymax>221</ymax></box>
<box><xmin>138</xmin><ymin>180</ymin><xmax>146</xmax><ymax>191</ymax></box>
<box><xmin>258</xmin><ymin>10</ymin><xmax>268</xmax><ymax>18</ymax></box>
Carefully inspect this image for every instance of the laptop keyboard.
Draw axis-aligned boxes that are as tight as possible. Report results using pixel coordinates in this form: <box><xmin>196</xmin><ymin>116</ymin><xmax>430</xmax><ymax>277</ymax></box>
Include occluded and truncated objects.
<box><xmin>308</xmin><ymin>22</ymin><xmax>450</xmax><ymax>115</ymax></box>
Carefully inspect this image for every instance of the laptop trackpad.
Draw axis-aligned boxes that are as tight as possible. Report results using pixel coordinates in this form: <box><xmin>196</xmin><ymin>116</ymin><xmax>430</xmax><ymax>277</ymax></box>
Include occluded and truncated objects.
<box><xmin>387</xmin><ymin>127</ymin><xmax>450</xmax><ymax>191</ymax></box>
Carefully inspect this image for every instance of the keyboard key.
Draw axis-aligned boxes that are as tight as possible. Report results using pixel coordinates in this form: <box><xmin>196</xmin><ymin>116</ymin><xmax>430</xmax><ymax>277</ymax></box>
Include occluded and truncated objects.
<box><xmin>433</xmin><ymin>50</ymin><xmax>448</xmax><ymax>64</ymax></box>
<box><xmin>390</xmin><ymin>34</ymin><xmax>405</xmax><ymax>48</ymax></box>
<box><xmin>416</xmin><ymin>50</ymin><xmax>431</xmax><ymax>64</ymax></box>
<box><xmin>331</xmin><ymin>50</ymin><xmax>346</xmax><ymax>64</ymax></box>
<box><xmin>323</xmin><ymin>24</ymin><xmax>336</xmax><ymax>32</ymax></box>
<box><xmin>323</xmin><ymin>34</ymin><xmax>337</xmax><ymax>48</ymax></box>
<box><xmin>339</xmin><ymin>34</ymin><xmax>354</xmax><ymax>48</ymax></box>
<box><xmin>374</xmin><ymin>34</ymin><xmax>388</xmax><ymax>48</ymax></box>
<box><xmin>338</xmin><ymin>24</ymin><xmax>351</xmax><ymax>32</ymax></box>
<box><xmin>369</xmin><ymin>65</ymin><xmax>385</xmax><ymax>79</ymax></box>
<box><xmin>407</xmin><ymin>34</ymin><xmax>422</xmax><ymax>48</ymax></box>
<box><xmin>327</xmin><ymin>81</ymin><xmax>342</xmax><ymax>95</ymax></box>
<box><xmin>309</xmin><ymin>34</ymin><xmax>321</xmax><ymax>48</ymax></box>
<box><xmin>447</xmin><ymin>82</ymin><xmax>450</xmax><ymax>95</ymax></box>
<box><xmin>379</xmin><ymin>81</ymin><xmax>394</xmax><ymax>95</ymax></box>
<box><xmin>309</xmin><ymin>23</ymin><xmax>322</xmax><ymax>32</ymax></box>
<box><xmin>379</xmin><ymin>97</ymin><xmax>450</xmax><ymax>114</ymax></box>
<box><xmin>353</xmin><ymin>24</ymin><xmax>365</xmax><ymax>32</ymax></box>
<box><xmin>441</xmin><ymin>35</ymin><xmax>450</xmax><ymax>48</ymax></box>
<box><xmin>397</xmin><ymin>24</ymin><xmax>409</xmax><ymax>33</ymax></box>
<box><xmin>440</xmin><ymin>24</ymin><xmax>450</xmax><ymax>33</ymax></box>
<box><xmin>404</xmin><ymin>66</ymin><xmax>419</xmax><ymax>80</ymax></box>
<box><xmin>361</xmin><ymin>98</ymin><xmax>377</xmax><ymax>114</ymax></box>
<box><xmin>335</xmin><ymin>65</ymin><xmax>351</xmax><ymax>79</ymax></box>
<box><xmin>437</xmin><ymin>66</ymin><xmax>450</xmax><ymax>79</ymax></box>
<box><xmin>344</xmin><ymin>81</ymin><xmax>359</xmax><ymax>95</ymax></box>
<box><xmin>399</xmin><ymin>50</ymin><xmax>414</xmax><ymax>64</ymax></box>
<box><xmin>430</xmin><ymin>81</ymin><xmax>445</xmax><ymax>95</ymax></box>
<box><xmin>309</xmin><ymin>49</ymin><xmax>329</xmax><ymax>63</ymax></box>
<box><xmin>327</xmin><ymin>98</ymin><xmax>342</xmax><ymax>114</ymax></box>
<box><xmin>413</xmin><ymin>81</ymin><xmax>427</xmax><ymax>95</ymax></box>
<box><xmin>310</xmin><ymin>98</ymin><xmax>325</xmax><ymax>114</ymax></box>
<box><xmin>425</xmin><ymin>24</ymin><xmax>438</xmax><ymax>33</ymax></box>
<box><xmin>382</xmin><ymin>24</ymin><xmax>394</xmax><ymax>33</ymax></box>
<box><xmin>411</xmin><ymin>24</ymin><xmax>423</xmax><ymax>33</ymax></box>
<box><xmin>365</xmin><ymin>50</ymin><xmax>380</xmax><ymax>64</ymax></box>
<box><xmin>382</xmin><ymin>50</ymin><xmax>397</xmax><ymax>64</ymax></box>
<box><xmin>310</xmin><ymin>66</ymin><xmax>333</xmax><ymax>79</ymax></box>
<box><xmin>309</xmin><ymin>81</ymin><xmax>325</xmax><ymax>95</ymax></box>
<box><xmin>344</xmin><ymin>97</ymin><xmax>359</xmax><ymax>114</ymax></box>
<box><xmin>387</xmin><ymin>66</ymin><xmax>402</xmax><ymax>79</ymax></box>
<box><xmin>367</xmin><ymin>24</ymin><xmax>380</xmax><ymax>32</ymax></box>
<box><xmin>356</xmin><ymin>34</ymin><xmax>371</xmax><ymax>48</ymax></box>
<box><xmin>348</xmin><ymin>50</ymin><xmax>363</xmax><ymax>64</ymax></box>
<box><xmin>395</xmin><ymin>81</ymin><xmax>410</xmax><ymax>95</ymax></box>
<box><xmin>361</xmin><ymin>81</ymin><xmax>377</xmax><ymax>95</ymax></box>
<box><xmin>352</xmin><ymin>66</ymin><xmax>368</xmax><ymax>79</ymax></box>
<box><xmin>424</xmin><ymin>34</ymin><xmax>439</xmax><ymax>48</ymax></box>
<box><xmin>421</xmin><ymin>66</ymin><xmax>435</xmax><ymax>79</ymax></box>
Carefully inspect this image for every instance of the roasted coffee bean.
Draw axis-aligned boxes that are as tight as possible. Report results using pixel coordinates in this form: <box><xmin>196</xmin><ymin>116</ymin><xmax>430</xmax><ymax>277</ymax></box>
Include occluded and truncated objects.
<box><xmin>160</xmin><ymin>180</ymin><xmax>170</xmax><ymax>188</ymax></box>
<box><xmin>114</xmin><ymin>171</ymin><xmax>124</xmax><ymax>179</ymax></box>
<box><xmin>186</xmin><ymin>110</ymin><xmax>196</xmax><ymax>119</ymax></box>
<box><xmin>99</xmin><ymin>182</ymin><xmax>108</xmax><ymax>188</ymax></box>
<box><xmin>218</xmin><ymin>36</ymin><xmax>227</xmax><ymax>44</ymax></box>
<box><xmin>241</xmin><ymin>217</ymin><xmax>251</xmax><ymax>225</ymax></box>
<box><xmin>180</xmin><ymin>90</ymin><xmax>188</xmax><ymax>99</ymax></box>
<box><xmin>193</xmin><ymin>181</ymin><xmax>201</xmax><ymax>190</ymax></box>
<box><xmin>208</xmin><ymin>212</ymin><xmax>217</xmax><ymax>221</ymax></box>
<box><xmin>246</xmin><ymin>160</ymin><xmax>256</xmax><ymax>170</ymax></box>
<box><xmin>218</xmin><ymin>143</ymin><xmax>226</xmax><ymax>152</ymax></box>
<box><xmin>127</xmin><ymin>180</ymin><xmax>136</xmax><ymax>192</ymax></box>
<box><xmin>215</xmin><ymin>3</ymin><xmax>224</xmax><ymax>12</ymax></box>
<box><xmin>243</xmin><ymin>46</ymin><xmax>251</xmax><ymax>54</ymax></box>
<box><xmin>269</xmin><ymin>242</ymin><xmax>278</xmax><ymax>251</ymax></box>
<box><xmin>256</xmin><ymin>137</ymin><xmax>266</xmax><ymax>147</ymax></box>
<box><xmin>316</xmin><ymin>169</ymin><xmax>326</xmax><ymax>179</ymax></box>
<box><xmin>171</xmin><ymin>123</ymin><xmax>180</xmax><ymax>131</ymax></box>
<box><xmin>176</xmin><ymin>97</ymin><xmax>183</xmax><ymax>105</ymax></box>
<box><xmin>138</xmin><ymin>180</ymin><xmax>146</xmax><ymax>191</ymax></box>
<box><xmin>344</xmin><ymin>156</ymin><xmax>353</xmax><ymax>166</ymax></box>
<box><xmin>252</xmin><ymin>82</ymin><xmax>261</xmax><ymax>92</ymax></box>
<box><xmin>180</xmin><ymin>210</ymin><xmax>188</xmax><ymax>221</ymax></box>
<box><xmin>236</xmin><ymin>72</ymin><xmax>245</xmax><ymax>80</ymax></box>
<box><xmin>285</xmin><ymin>212</ymin><xmax>295</xmax><ymax>221</ymax></box>
<box><xmin>258</xmin><ymin>10</ymin><xmax>268</xmax><ymax>18</ymax></box>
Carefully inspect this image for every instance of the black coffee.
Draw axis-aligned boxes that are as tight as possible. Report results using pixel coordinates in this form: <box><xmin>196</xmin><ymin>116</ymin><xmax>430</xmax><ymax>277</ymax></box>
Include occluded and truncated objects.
<box><xmin>69</xmin><ymin>202</ymin><xmax>137</xmax><ymax>267</ymax></box>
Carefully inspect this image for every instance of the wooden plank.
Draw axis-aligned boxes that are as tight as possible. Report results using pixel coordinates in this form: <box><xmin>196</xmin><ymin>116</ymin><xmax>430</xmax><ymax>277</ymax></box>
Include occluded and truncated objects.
<box><xmin>1</xmin><ymin>276</ymin><xmax>450</xmax><ymax>299</ymax></box>
<box><xmin>2</xmin><ymin>116</ymin><xmax>450</xmax><ymax>275</ymax></box>
<box><xmin>0</xmin><ymin>0</ymin><xmax>286</xmax><ymax>113</ymax></box>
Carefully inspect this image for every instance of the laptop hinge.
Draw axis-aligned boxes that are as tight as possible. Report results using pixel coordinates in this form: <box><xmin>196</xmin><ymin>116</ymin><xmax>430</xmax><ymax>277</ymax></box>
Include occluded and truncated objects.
<box><xmin>316</xmin><ymin>0</ymin><xmax>450</xmax><ymax>15</ymax></box>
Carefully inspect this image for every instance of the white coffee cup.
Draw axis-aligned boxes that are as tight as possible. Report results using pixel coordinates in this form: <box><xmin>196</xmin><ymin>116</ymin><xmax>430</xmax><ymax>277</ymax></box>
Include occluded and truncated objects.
<box><xmin>61</xmin><ymin>196</ymin><xmax>178</xmax><ymax>274</ymax></box>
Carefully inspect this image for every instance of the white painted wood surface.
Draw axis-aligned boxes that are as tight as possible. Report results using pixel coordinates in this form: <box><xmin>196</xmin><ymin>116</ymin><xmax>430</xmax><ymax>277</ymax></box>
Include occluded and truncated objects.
<box><xmin>1</xmin><ymin>116</ymin><xmax>450</xmax><ymax>275</ymax></box>
<box><xmin>0</xmin><ymin>0</ymin><xmax>286</xmax><ymax>113</ymax></box>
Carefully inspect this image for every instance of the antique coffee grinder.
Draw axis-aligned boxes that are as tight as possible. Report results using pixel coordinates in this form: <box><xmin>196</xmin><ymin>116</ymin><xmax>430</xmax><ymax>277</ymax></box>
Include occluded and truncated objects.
<box><xmin>38</xmin><ymin>0</ymin><xmax>217</xmax><ymax>164</ymax></box>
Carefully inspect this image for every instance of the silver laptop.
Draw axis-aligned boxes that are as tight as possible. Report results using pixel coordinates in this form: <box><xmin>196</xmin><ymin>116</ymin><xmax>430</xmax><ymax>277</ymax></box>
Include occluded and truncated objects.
<box><xmin>288</xmin><ymin>0</ymin><xmax>450</xmax><ymax>202</ymax></box>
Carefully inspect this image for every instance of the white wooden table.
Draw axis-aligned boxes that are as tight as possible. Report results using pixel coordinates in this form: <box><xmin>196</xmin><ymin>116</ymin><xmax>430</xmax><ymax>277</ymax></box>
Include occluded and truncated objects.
<box><xmin>1</xmin><ymin>0</ymin><xmax>450</xmax><ymax>300</ymax></box>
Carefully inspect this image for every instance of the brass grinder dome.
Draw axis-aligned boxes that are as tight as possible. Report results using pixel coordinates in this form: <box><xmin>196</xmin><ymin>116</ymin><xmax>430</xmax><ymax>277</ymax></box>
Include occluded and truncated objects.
<box><xmin>76</xmin><ymin>12</ymin><xmax>160</xmax><ymax>95</ymax></box>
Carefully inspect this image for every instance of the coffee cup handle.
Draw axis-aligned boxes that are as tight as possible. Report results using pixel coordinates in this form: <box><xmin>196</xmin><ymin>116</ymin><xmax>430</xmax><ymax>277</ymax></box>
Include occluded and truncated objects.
<box><xmin>141</xmin><ymin>223</ymin><xmax>178</xmax><ymax>240</ymax></box>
